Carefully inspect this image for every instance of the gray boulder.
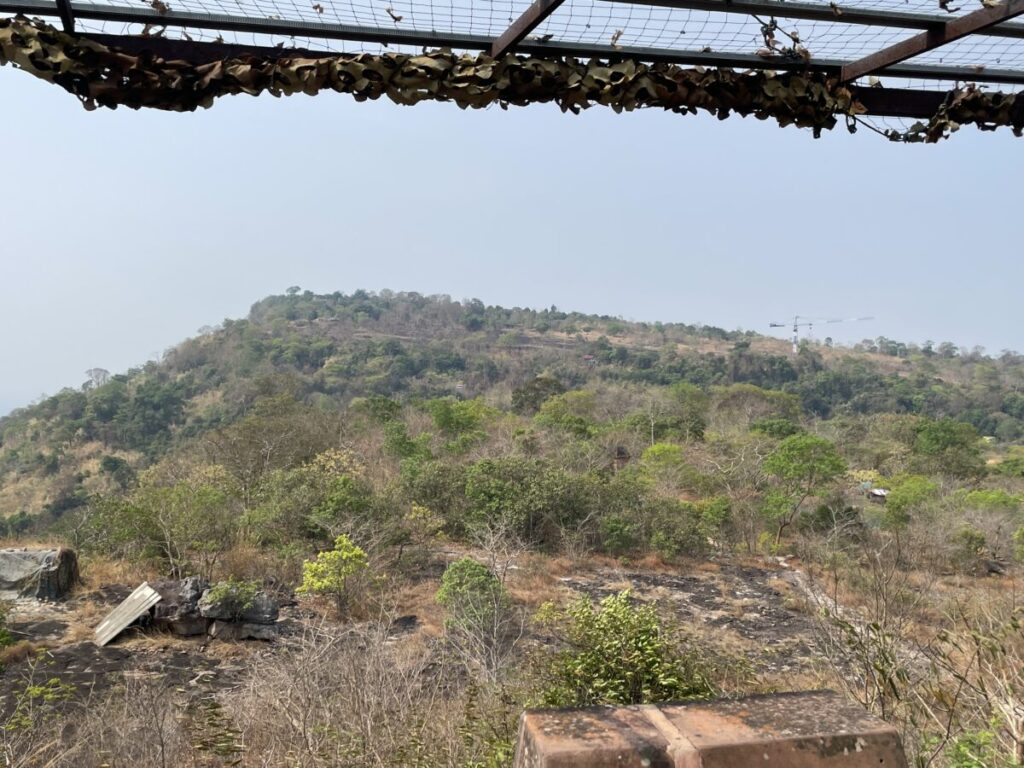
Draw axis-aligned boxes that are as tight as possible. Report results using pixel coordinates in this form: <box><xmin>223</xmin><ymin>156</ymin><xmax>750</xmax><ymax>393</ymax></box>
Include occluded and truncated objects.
<box><xmin>151</xmin><ymin>577</ymin><xmax>211</xmax><ymax>636</ymax></box>
<box><xmin>199</xmin><ymin>588</ymin><xmax>279</xmax><ymax>624</ymax></box>
<box><xmin>0</xmin><ymin>548</ymin><xmax>79</xmax><ymax>600</ymax></box>
<box><xmin>207</xmin><ymin>620</ymin><xmax>278</xmax><ymax>641</ymax></box>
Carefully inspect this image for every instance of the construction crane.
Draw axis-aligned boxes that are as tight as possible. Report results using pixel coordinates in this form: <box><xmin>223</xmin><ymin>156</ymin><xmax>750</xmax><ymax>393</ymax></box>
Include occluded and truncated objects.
<box><xmin>769</xmin><ymin>315</ymin><xmax>874</xmax><ymax>354</ymax></box>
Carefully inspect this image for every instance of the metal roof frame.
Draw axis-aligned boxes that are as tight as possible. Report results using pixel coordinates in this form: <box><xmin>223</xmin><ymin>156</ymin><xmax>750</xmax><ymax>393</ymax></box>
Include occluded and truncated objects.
<box><xmin>5</xmin><ymin>0</ymin><xmax>1024</xmax><ymax>119</ymax></box>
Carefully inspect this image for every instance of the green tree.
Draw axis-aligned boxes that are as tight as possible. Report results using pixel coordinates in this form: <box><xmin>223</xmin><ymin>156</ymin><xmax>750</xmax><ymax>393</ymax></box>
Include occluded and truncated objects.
<box><xmin>763</xmin><ymin>434</ymin><xmax>846</xmax><ymax>547</ymax></box>
<box><xmin>960</xmin><ymin>488</ymin><xmax>1020</xmax><ymax>513</ymax></box>
<box><xmin>911</xmin><ymin>419</ymin><xmax>985</xmax><ymax>479</ymax></box>
<box><xmin>536</xmin><ymin>592</ymin><xmax>713</xmax><ymax>708</ymax></box>
<box><xmin>512</xmin><ymin>376</ymin><xmax>567</xmax><ymax>415</ymax></box>
<box><xmin>666</xmin><ymin>382</ymin><xmax>709</xmax><ymax>441</ymax></box>
<box><xmin>535</xmin><ymin>391</ymin><xmax>597</xmax><ymax>438</ymax></box>
<box><xmin>245</xmin><ymin>448</ymin><xmax>373</xmax><ymax>547</ymax></box>
<box><xmin>79</xmin><ymin>463</ymin><xmax>239</xmax><ymax>578</ymax></box>
<box><xmin>464</xmin><ymin>457</ymin><xmax>602</xmax><ymax>547</ymax></box>
<box><xmin>882</xmin><ymin>474</ymin><xmax>938</xmax><ymax>531</ymax></box>
<box><xmin>751</xmin><ymin>417</ymin><xmax>804</xmax><ymax>439</ymax></box>
<box><xmin>297</xmin><ymin>534</ymin><xmax>369</xmax><ymax>615</ymax></box>
<box><xmin>424</xmin><ymin>397</ymin><xmax>496</xmax><ymax>436</ymax></box>
<box><xmin>637</xmin><ymin>443</ymin><xmax>707</xmax><ymax>497</ymax></box>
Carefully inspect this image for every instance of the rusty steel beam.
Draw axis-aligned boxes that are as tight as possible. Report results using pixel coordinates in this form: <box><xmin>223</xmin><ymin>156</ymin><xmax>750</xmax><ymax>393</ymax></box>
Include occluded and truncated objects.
<box><xmin>87</xmin><ymin>33</ymin><xmax>340</xmax><ymax>60</ymax></box>
<box><xmin>841</xmin><ymin>0</ymin><xmax>1024</xmax><ymax>81</ymax></box>
<box><xmin>53</xmin><ymin>0</ymin><xmax>73</xmax><ymax>31</ymax></box>
<box><xmin>490</xmin><ymin>0</ymin><xmax>566</xmax><ymax>57</ymax></box>
<box><xmin>851</xmin><ymin>86</ymin><xmax>945</xmax><ymax>117</ymax></box>
<box><xmin>603</xmin><ymin>0</ymin><xmax>1024</xmax><ymax>39</ymax></box>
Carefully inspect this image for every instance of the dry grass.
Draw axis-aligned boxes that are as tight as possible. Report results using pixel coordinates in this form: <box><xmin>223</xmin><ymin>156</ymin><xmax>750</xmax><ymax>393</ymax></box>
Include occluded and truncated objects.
<box><xmin>0</xmin><ymin>640</ymin><xmax>40</xmax><ymax>666</ymax></box>
<box><xmin>77</xmin><ymin>555</ymin><xmax>155</xmax><ymax>590</ymax></box>
<box><xmin>63</xmin><ymin>598</ymin><xmax>112</xmax><ymax>643</ymax></box>
<box><xmin>768</xmin><ymin>576</ymin><xmax>813</xmax><ymax>614</ymax></box>
<box><xmin>505</xmin><ymin>555</ymin><xmax>565</xmax><ymax>608</ymax></box>
<box><xmin>219</xmin><ymin>543</ymin><xmax>304</xmax><ymax>585</ymax></box>
<box><xmin>389</xmin><ymin>579</ymin><xmax>446</xmax><ymax>636</ymax></box>
<box><xmin>0</xmin><ymin>536</ymin><xmax>65</xmax><ymax>550</ymax></box>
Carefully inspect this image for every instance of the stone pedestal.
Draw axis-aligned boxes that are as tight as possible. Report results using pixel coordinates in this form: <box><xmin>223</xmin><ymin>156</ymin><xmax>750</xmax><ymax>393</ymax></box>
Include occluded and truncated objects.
<box><xmin>513</xmin><ymin>691</ymin><xmax>907</xmax><ymax>768</ymax></box>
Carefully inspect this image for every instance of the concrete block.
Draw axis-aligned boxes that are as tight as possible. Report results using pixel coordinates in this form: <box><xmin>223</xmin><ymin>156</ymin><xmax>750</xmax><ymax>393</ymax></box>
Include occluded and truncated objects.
<box><xmin>514</xmin><ymin>691</ymin><xmax>907</xmax><ymax>768</ymax></box>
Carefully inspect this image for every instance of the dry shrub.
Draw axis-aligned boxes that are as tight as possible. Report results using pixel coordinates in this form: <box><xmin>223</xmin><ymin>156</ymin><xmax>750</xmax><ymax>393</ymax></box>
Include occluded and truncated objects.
<box><xmin>78</xmin><ymin>554</ymin><xmax>155</xmax><ymax>589</ymax></box>
<box><xmin>226</xmin><ymin>620</ymin><xmax>514</xmax><ymax>768</ymax></box>
<box><xmin>0</xmin><ymin>640</ymin><xmax>38</xmax><ymax>666</ymax></box>
<box><xmin>60</xmin><ymin>675</ymin><xmax>191</xmax><ymax>768</ymax></box>
<box><xmin>220</xmin><ymin>541</ymin><xmax>305</xmax><ymax>588</ymax></box>
<box><xmin>4</xmin><ymin>670</ymin><xmax>241</xmax><ymax>768</ymax></box>
<box><xmin>390</xmin><ymin>578</ymin><xmax>447</xmax><ymax>637</ymax></box>
<box><xmin>62</xmin><ymin>596</ymin><xmax>114</xmax><ymax>643</ymax></box>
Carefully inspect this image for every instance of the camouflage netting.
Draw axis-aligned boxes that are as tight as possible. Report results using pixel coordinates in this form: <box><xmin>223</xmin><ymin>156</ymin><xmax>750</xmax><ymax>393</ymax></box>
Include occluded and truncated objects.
<box><xmin>1</xmin><ymin>15</ymin><xmax>1023</xmax><ymax>141</ymax></box>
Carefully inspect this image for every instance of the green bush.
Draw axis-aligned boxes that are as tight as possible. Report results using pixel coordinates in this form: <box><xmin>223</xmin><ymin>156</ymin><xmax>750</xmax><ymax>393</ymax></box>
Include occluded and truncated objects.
<box><xmin>952</xmin><ymin>526</ymin><xmax>987</xmax><ymax>573</ymax></box>
<box><xmin>204</xmin><ymin>577</ymin><xmax>259</xmax><ymax>620</ymax></box>
<box><xmin>599</xmin><ymin>515</ymin><xmax>640</xmax><ymax>557</ymax></box>
<box><xmin>647</xmin><ymin>500</ymin><xmax>705</xmax><ymax>561</ymax></box>
<box><xmin>535</xmin><ymin>591</ymin><xmax>713</xmax><ymax>708</ymax></box>
<box><xmin>437</xmin><ymin>558</ymin><xmax>509</xmax><ymax>630</ymax></box>
<box><xmin>942</xmin><ymin>729</ymin><xmax>1010</xmax><ymax>768</ymax></box>
<box><xmin>297</xmin><ymin>534</ymin><xmax>369</xmax><ymax>615</ymax></box>
<box><xmin>751</xmin><ymin>417</ymin><xmax>804</xmax><ymax>439</ymax></box>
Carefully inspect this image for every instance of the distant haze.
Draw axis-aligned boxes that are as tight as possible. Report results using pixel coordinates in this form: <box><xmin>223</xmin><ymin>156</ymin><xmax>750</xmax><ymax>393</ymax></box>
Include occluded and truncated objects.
<box><xmin>2</xmin><ymin>64</ymin><xmax>1021</xmax><ymax>417</ymax></box>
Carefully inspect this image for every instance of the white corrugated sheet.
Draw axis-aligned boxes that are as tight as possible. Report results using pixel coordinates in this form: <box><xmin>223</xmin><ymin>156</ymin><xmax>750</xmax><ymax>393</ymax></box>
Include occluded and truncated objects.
<box><xmin>94</xmin><ymin>582</ymin><xmax>162</xmax><ymax>647</ymax></box>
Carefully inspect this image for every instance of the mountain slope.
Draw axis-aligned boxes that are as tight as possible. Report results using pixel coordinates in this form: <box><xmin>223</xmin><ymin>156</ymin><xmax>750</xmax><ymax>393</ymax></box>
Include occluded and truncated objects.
<box><xmin>1</xmin><ymin>289</ymin><xmax>1022</xmax><ymax>521</ymax></box>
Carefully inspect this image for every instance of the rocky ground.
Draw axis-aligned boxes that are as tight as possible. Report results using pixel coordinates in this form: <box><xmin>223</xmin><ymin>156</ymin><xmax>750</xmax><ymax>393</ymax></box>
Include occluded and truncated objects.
<box><xmin>1</xmin><ymin>554</ymin><xmax>827</xmax><ymax>716</ymax></box>
<box><xmin>555</xmin><ymin>559</ymin><xmax>823</xmax><ymax>684</ymax></box>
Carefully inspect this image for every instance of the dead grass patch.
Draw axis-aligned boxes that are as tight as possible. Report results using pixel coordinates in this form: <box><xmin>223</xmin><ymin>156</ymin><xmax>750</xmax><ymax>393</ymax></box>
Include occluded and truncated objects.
<box><xmin>387</xmin><ymin>579</ymin><xmax>445</xmax><ymax>637</ymax></box>
<box><xmin>0</xmin><ymin>640</ymin><xmax>40</xmax><ymax>666</ymax></box>
<box><xmin>63</xmin><ymin>598</ymin><xmax>111</xmax><ymax>643</ymax></box>
<box><xmin>694</xmin><ymin>560</ymin><xmax>722</xmax><ymax>573</ymax></box>
<box><xmin>120</xmin><ymin>631</ymin><xmax>208</xmax><ymax>655</ymax></box>
<box><xmin>506</xmin><ymin>555</ymin><xmax>563</xmax><ymax>608</ymax></box>
<box><xmin>77</xmin><ymin>555</ymin><xmax>155</xmax><ymax>590</ymax></box>
<box><xmin>0</xmin><ymin>537</ymin><xmax>65</xmax><ymax>549</ymax></box>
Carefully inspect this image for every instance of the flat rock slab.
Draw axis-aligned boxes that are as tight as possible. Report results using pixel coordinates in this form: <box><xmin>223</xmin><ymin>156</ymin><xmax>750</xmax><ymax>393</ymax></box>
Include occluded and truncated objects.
<box><xmin>514</xmin><ymin>691</ymin><xmax>907</xmax><ymax>768</ymax></box>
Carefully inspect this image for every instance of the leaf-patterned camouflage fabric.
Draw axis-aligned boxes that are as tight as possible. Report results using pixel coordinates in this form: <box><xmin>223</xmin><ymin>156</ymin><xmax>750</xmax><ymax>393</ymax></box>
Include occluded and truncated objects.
<box><xmin>1</xmin><ymin>15</ymin><xmax>1021</xmax><ymax>141</ymax></box>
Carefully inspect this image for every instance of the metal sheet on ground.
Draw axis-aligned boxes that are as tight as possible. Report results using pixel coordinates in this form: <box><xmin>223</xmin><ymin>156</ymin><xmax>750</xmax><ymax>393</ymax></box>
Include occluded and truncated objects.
<box><xmin>94</xmin><ymin>582</ymin><xmax>162</xmax><ymax>647</ymax></box>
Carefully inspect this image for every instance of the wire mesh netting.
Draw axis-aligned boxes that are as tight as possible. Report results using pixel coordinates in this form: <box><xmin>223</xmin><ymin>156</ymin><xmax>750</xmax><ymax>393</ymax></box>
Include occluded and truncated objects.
<box><xmin>15</xmin><ymin>0</ymin><xmax>1024</xmax><ymax>95</ymax></box>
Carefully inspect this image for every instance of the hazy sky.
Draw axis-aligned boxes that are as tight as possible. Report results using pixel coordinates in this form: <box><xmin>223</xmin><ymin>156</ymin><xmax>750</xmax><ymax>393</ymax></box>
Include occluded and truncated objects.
<box><xmin>1</xmin><ymin>63</ymin><xmax>1021</xmax><ymax>417</ymax></box>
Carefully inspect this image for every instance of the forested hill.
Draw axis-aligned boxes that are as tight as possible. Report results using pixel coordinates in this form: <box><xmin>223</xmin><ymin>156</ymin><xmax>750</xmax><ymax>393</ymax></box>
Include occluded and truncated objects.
<box><xmin>2</xmin><ymin>289</ymin><xmax>1023</xmax><ymax>524</ymax></box>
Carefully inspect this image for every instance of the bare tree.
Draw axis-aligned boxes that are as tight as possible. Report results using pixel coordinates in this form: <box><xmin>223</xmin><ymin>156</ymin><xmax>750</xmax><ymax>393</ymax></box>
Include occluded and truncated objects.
<box><xmin>84</xmin><ymin>367</ymin><xmax>111</xmax><ymax>389</ymax></box>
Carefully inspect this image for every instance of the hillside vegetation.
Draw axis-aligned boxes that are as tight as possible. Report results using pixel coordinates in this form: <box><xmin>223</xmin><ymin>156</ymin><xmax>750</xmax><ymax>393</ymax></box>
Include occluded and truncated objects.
<box><xmin>2</xmin><ymin>289</ymin><xmax>1023</xmax><ymax>528</ymax></box>
<box><xmin>2</xmin><ymin>290</ymin><xmax>1024</xmax><ymax>768</ymax></box>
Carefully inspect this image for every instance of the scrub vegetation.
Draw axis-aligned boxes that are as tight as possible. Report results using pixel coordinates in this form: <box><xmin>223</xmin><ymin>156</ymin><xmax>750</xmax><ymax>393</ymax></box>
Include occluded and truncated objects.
<box><xmin>1</xmin><ymin>289</ymin><xmax>1023</xmax><ymax>767</ymax></box>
